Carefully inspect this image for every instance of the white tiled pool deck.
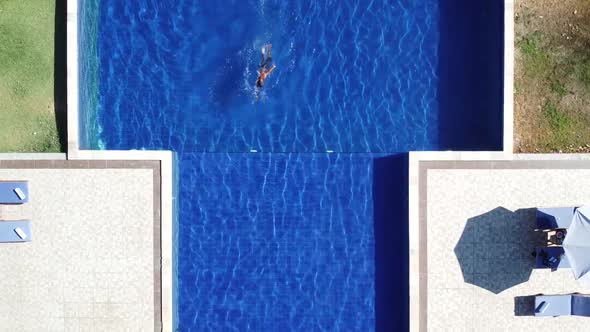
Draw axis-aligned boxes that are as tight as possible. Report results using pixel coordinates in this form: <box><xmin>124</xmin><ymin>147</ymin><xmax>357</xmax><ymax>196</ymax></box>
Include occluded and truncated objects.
<box><xmin>0</xmin><ymin>165</ymin><xmax>159</xmax><ymax>331</ymax></box>
<box><xmin>414</xmin><ymin>158</ymin><xmax>590</xmax><ymax>331</ymax></box>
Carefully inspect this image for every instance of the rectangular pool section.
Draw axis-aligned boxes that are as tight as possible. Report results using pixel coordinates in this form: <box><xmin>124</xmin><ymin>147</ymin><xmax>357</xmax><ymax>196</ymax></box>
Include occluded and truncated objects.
<box><xmin>178</xmin><ymin>153</ymin><xmax>375</xmax><ymax>330</ymax></box>
<box><xmin>78</xmin><ymin>0</ymin><xmax>504</xmax><ymax>330</ymax></box>
<box><xmin>92</xmin><ymin>0</ymin><xmax>442</xmax><ymax>153</ymax></box>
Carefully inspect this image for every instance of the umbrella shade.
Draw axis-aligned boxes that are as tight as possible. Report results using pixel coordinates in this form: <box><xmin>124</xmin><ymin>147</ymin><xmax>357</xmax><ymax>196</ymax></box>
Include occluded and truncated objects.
<box><xmin>453</xmin><ymin>207</ymin><xmax>538</xmax><ymax>294</ymax></box>
<box><xmin>563</xmin><ymin>206</ymin><xmax>590</xmax><ymax>281</ymax></box>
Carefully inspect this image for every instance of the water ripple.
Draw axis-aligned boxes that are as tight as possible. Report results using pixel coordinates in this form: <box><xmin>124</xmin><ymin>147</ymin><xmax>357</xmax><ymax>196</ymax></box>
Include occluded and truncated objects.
<box><xmin>87</xmin><ymin>0</ymin><xmax>442</xmax><ymax>330</ymax></box>
<box><xmin>94</xmin><ymin>0</ymin><xmax>440</xmax><ymax>153</ymax></box>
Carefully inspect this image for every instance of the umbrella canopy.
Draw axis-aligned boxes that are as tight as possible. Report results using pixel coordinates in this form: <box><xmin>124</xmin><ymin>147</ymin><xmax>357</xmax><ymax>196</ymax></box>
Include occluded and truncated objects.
<box><xmin>563</xmin><ymin>206</ymin><xmax>590</xmax><ymax>282</ymax></box>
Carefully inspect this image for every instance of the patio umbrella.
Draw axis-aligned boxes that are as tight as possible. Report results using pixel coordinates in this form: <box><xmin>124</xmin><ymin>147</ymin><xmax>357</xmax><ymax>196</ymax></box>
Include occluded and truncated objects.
<box><xmin>563</xmin><ymin>206</ymin><xmax>590</xmax><ymax>285</ymax></box>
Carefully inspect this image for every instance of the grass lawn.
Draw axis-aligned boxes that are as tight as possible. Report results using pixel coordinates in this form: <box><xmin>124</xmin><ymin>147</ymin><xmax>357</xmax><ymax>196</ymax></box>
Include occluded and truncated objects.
<box><xmin>514</xmin><ymin>1</ymin><xmax>590</xmax><ymax>152</ymax></box>
<box><xmin>0</xmin><ymin>0</ymin><xmax>63</xmax><ymax>152</ymax></box>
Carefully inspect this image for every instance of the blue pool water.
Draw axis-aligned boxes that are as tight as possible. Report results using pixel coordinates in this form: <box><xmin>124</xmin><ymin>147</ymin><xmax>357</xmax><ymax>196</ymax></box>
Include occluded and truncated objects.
<box><xmin>179</xmin><ymin>153</ymin><xmax>375</xmax><ymax>330</ymax></box>
<box><xmin>94</xmin><ymin>0</ymin><xmax>441</xmax><ymax>153</ymax></box>
<box><xmin>79</xmin><ymin>0</ymin><xmax>504</xmax><ymax>330</ymax></box>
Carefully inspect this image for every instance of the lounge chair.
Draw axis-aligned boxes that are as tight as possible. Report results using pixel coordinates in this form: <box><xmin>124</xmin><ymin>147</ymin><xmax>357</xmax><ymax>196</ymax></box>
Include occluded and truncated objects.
<box><xmin>0</xmin><ymin>220</ymin><xmax>32</xmax><ymax>242</ymax></box>
<box><xmin>0</xmin><ymin>181</ymin><xmax>28</xmax><ymax>204</ymax></box>
<box><xmin>535</xmin><ymin>294</ymin><xmax>590</xmax><ymax>317</ymax></box>
<box><xmin>536</xmin><ymin>207</ymin><xmax>576</xmax><ymax>230</ymax></box>
<box><xmin>535</xmin><ymin>247</ymin><xmax>570</xmax><ymax>269</ymax></box>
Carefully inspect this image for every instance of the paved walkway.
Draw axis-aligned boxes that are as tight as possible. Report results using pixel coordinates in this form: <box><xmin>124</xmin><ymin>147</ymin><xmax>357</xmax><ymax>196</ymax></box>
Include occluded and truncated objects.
<box><xmin>0</xmin><ymin>164</ymin><xmax>159</xmax><ymax>331</ymax></box>
<box><xmin>420</xmin><ymin>161</ymin><xmax>590</xmax><ymax>331</ymax></box>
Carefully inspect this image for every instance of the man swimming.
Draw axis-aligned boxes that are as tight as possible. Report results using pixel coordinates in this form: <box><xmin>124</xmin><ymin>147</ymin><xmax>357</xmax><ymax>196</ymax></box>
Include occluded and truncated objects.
<box><xmin>255</xmin><ymin>44</ymin><xmax>276</xmax><ymax>97</ymax></box>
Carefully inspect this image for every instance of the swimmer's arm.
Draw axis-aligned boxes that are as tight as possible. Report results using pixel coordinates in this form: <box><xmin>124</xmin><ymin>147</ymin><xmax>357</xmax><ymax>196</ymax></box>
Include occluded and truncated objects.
<box><xmin>267</xmin><ymin>65</ymin><xmax>276</xmax><ymax>75</ymax></box>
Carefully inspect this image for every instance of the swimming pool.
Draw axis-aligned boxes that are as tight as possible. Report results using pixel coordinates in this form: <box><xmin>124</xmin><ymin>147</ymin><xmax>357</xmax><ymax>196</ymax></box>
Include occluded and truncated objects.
<box><xmin>79</xmin><ymin>0</ymin><xmax>503</xmax><ymax>330</ymax></box>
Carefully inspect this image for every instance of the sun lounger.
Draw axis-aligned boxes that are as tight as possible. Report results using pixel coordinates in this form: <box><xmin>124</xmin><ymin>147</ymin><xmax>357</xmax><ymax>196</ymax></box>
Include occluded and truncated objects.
<box><xmin>535</xmin><ymin>247</ymin><xmax>570</xmax><ymax>269</ymax></box>
<box><xmin>0</xmin><ymin>221</ymin><xmax>32</xmax><ymax>242</ymax></box>
<box><xmin>0</xmin><ymin>181</ymin><xmax>29</xmax><ymax>204</ymax></box>
<box><xmin>535</xmin><ymin>295</ymin><xmax>572</xmax><ymax>316</ymax></box>
<box><xmin>535</xmin><ymin>294</ymin><xmax>590</xmax><ymax>317</ymax></box>
<box><xmin>536</xmin><ymin>207</ymin><xmax>576</xmax><ymax>230</ymax></box>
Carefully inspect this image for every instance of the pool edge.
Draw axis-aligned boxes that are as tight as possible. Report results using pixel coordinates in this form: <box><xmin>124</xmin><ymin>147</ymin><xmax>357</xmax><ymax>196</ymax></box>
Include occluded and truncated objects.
<box><xmin>67</xmin><ymin>0</ymin><xmax>516</xmax><ymax>331</ymax></box>
<box><xmin>503</xmin><ymin>0</ymin><xmax>514</xmax><ymax>153</ymax></box>
<box><xmin>67</xmin><ymin>0</ymin><xmax>174</xmax><ymax>330</ymax></box>
<box><xmin>67</xmin><ymin>0</ymin><xmax>79</xmax><ymax>155</ymax></box>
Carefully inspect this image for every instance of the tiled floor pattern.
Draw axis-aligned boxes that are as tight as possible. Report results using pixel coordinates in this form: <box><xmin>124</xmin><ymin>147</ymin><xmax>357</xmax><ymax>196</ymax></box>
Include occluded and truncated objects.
<box><xmin>0</xmin><ymin>167</ymin><xmax>156</xmax><ymax>332</ymax></box>
<box><xmin>424</xmin><ymin>166</ymin><xmax>590</xmax><ymax>331</ymax></box>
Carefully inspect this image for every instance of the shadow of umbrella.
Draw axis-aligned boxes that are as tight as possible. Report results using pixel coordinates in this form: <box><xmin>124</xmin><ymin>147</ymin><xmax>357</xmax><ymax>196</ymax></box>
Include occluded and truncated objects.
<box><xmin>454</xmin><ymin>207</ymin><xmax>545</xmax><ymax>294</ymax></box>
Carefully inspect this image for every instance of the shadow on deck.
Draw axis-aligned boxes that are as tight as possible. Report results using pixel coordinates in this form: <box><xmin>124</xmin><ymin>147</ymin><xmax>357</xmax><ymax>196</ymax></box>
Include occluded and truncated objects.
<box><xmin>54</xmin><ymin>0</ymin><xmax>68</xmax><ymax>152</ymax></box>
<box><xmin>454</xmin><ymin>207</ymin><xmax>545</xmax><ymax>294</ymax></box>
<box><xmin>437</xmin><ymin>0</ymin><xmax>504</xmax><ymax>151</ymax></box>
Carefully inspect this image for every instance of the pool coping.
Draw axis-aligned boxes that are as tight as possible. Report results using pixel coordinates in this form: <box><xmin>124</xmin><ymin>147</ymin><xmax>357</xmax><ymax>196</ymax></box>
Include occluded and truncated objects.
<box><xmin>66</xmin><ymin>0</ymin><xmax>79</xmax><ymax>156</ymax></box>
<box><xmin>503</xmin><ymin>0</ymin><xmax>514</xmax><ymax>153</ymax></box>
<box><xmin>0</xmin><ymin>153</ymin><xmax>66</xmax><ymax>160</ymax></box>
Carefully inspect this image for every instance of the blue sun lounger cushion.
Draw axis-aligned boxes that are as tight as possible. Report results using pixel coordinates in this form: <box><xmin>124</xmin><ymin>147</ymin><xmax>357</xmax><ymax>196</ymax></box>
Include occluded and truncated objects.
<box><xmin>534</xmin><ymin>294</ymin><xmax>590</xmax><ymax>317</ymax></box>
<box><xmin>0</xmin><ymin>181</ymin><xmax>28</xmax><ymax>204</ymax></box>
<box><xmin>535</xmin><ymin>247</ymin><xmax>570</xmax><ymax>269</ymax></box>
<box><xmin>0</xmin><ymin>221</ymin><xmax>32</xmax><ymax>242</ymax></box>
<box><xmin>534</xmin><ymin>295</ymin><xmax>572</xmax><ymax>316</ymax></box>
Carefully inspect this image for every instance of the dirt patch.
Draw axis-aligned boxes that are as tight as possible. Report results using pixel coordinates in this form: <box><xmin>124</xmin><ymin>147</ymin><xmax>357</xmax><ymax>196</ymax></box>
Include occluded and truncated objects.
<box><xmin>514</xmin><ymin>0</ymin><xmax>590</xmax><ymax>153</ymax></box>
